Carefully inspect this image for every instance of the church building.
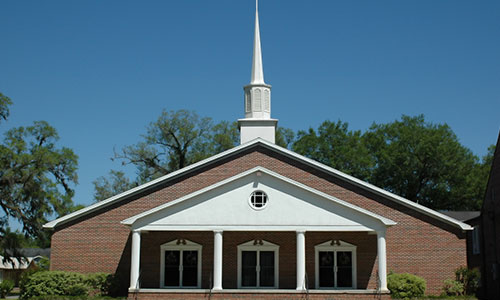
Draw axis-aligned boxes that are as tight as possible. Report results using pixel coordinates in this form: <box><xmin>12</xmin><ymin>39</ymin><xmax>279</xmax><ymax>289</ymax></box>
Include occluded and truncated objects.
<box><xmin>45</xmin><ymin>3</ymin><xmax>472</xmax><ymax>299</ymax></box>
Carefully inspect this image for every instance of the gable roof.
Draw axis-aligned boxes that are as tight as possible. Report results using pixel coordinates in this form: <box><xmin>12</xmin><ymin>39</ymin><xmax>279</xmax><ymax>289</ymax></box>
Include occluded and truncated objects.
<box><xmin>44</xmin><ymin>138</ymin><xmax>472</xmax><ymax>231</ymax></box>
<box><xmin>121</xmin><ymin>166</ymin><xmax>396</xmax><ymax>230</ymax></box>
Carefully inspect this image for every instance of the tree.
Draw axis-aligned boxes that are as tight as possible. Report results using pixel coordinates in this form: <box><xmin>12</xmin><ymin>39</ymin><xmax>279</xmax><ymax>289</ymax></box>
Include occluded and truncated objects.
<box><xmin>114</xmin><ymin>110</ymin><xmax>213</xmax><ymax>183</ymax></box>
<box><xmin>0</xmin><ymin>93</ymin><xmax>12</xmax><ymax>124</ymax></box>
<box><xmin>363</xmin><ymin>115</ymin><xmax>483</xmax><ymax>210</ymax></box>
<box><xmin>0</xmin><ymin>94</ymin><xmax>78</xmax><ymax>246</ymax></box>
<box><xmin>93</xmin><ymin>170</ymin><xmax>135</xmax><ymax>202</ymax></box>
<box><xmin>293</xmin><ymin>120</ymin><xmax>373</xmax><ymax>180</ymax></box>
<box><xmin>276</xmin><ymin>127</ymin><xmax>295</xmax><ymax>149</ymax></box>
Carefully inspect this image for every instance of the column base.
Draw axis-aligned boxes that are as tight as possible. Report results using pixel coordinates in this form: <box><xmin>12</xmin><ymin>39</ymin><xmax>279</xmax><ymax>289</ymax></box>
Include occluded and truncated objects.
<box><xmin>212</xmin><ymin>287</ymin><xmax>223</xmax><ymax>291</ymax></box>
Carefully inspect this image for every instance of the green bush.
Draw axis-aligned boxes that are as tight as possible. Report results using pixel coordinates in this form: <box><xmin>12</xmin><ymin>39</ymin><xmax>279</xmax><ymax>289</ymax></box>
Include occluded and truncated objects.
<box><xmin>387</xmin><ymin>272</ymin><xmax>427</xmax><ymax>299</ymax></box>
<box><xmin>19</xmin><ymin>271</ymin><xmax>116</xmax><ymax>299</ymax></box>
<box><xmin>85</xmin><ymin>273</ymin><xmax>113</xmax><ymax>296</ymax></box>
<box><xmin>20</xmin><ymin>271</ymin><xmax>89</xmax><ymax>300</ymax></box>
<box><xmin>455</xmin><ymin>267</ymin><xmax>480</xmax><ymax>295</ymax></box>
<box><xmin>443</xmin><ymin>278</ymin><xmax>464</xmax><ymax>296</ymax></box>
<box><xmin>442</xmin><ymin>267</ymin><xmax>480</xmax><ymax>296</ymax></box>
<box><xmin>0</xmin><ymin>279</ymin><xmax>15</xmax><ymax>298</ymax></box>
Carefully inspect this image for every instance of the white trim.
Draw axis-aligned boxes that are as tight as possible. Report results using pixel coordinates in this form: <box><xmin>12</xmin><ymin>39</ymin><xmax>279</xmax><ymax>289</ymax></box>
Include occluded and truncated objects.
<box><xmin>44</xmin><ymin>139</ymin><xmax>471</xmax><ymax>231</ymax></box>
<box><xmin>248</xmin><ymin>190</ymin><xmax>269</xmax><ymax>210</ymax></box>
<box><xmin>132</xmin><ymin>225</ymin><xmax>377</xmax><ymax>232</ymax></box>
<box><xmin>237</xmin><ymin>240</ymin><xmax>279</xmax><ymax>289</ymax></box>
<box><xmin>122</xmin><ymin>166</ymin><xmax>395</xmax><ymax>228</ymax></box>
<box><xmin>314</xmin><ymin>240</ymin><xmax>357</xmax><ymax>290</ymax></box>
<box><xmin>159</xmin><ymin>239</ymin><xmax>202</xmax><ymax>289</ymax></box>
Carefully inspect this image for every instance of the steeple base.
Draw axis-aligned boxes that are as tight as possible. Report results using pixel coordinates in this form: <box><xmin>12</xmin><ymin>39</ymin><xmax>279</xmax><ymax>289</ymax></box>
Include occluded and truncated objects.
<box><xmin>238</xmin><ymin>118</ymin><xmax>278</xmax><ymax>144</ymax></box>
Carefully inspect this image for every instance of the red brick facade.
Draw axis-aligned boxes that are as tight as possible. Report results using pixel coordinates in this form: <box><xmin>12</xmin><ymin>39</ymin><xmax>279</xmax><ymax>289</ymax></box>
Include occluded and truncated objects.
<box><xmin>50</xmin><ymin>145</ymin><xmax>467</xmax><ymax>296</ymax></box>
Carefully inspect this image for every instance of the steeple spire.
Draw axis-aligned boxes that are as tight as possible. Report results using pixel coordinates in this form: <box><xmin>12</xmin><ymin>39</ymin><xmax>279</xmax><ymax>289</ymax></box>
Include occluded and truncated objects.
<box><xmin>251</xmin><ymin>0</ymin><xmax>265</xmax><ymax>84</ymax></box>
<box><xmin>238</xmin><ymin>0</ymin><xmax>278</xmax><ymax>145</ymax></box>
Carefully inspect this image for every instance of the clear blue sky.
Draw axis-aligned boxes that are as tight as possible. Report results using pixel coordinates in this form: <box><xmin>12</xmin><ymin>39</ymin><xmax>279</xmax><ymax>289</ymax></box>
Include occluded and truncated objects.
<box><xmin>1</xmin><ymin>0</ymin><xmax>499</xmax><ymax>209</ymax></box>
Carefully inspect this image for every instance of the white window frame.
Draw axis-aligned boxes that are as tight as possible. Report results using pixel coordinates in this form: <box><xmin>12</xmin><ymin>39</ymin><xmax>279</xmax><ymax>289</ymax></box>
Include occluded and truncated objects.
<box><xmin>248</xmin><ymin>190</ymin><xmax>269</xmax><ymax>210</ymax></box>
<box><xmin>237</xmin><ymin>240</ymin><xmax>279</xmax><ymax>289</ymax></box>
<box><xmin>314</xmin><ymin>240</ymin><xmax>357</xmax><ymax>289</ymax></box>
<box><xmin>160</xmin><ymin>239</ymin><xmax>202</xmax><ymax>289</ymax></box>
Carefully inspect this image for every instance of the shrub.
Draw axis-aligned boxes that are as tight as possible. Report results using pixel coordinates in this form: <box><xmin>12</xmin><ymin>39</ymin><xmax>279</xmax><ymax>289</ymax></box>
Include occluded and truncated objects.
<box><xmin>455</xmin><ymin>267</ymin><xmax>480</xmax><ymax>295</ymax></box>
<box><xmin>443</xmin><ymin>278</ymin><xmax>464</xmax><ymax>296</ymax></box>
<box><xmin>387</xmin><ymin>272</ymin><xmax>426</xmax><ymax>299</ymax></box>
<box><xmin>85</xmin><ymin>273</ymin><xmax>112</xmax><ymax>296</ymax></box>
<box><xmin>19</xmin><ymin>271</ymin><xmax>89</xmax><ymax>300</ymax></box>
<box><xmin>0</xmin><ymin>279</ymin><xmax>15</xmax><ymax>298</ymax></box>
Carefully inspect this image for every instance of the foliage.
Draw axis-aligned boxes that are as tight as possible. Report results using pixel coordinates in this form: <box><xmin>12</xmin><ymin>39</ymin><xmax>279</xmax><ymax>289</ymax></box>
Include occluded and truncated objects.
<box><xmin>0</xmin><ymin>94</ymin><xmax>79</xmax><ymax>245</ymax></box>
<box><xmin>37</xmin><ymin>256</ymin><xmax>51</xmax><ymax>270</ymax></box>
<box><xmin>29</xmin><ymin>296</ymin><xmax>125</xmax><ymax>300</ymax></box>
<box><xmin>364</xmin><ymin>115</ymin><xmax>487</xmax><ymax>210</ymax></box>
<box><xmin>276</xmin><ymin>127</ymin><xmax>295</xmax><ymax>149</ymax></box>
<box><xmin>293</xmin><ymin>120</ymin><xmax>373</xmax><ymax>180</ymax></box>
<box><xmin>114</xmin><ymin>109</ymin><xmax>213</xmax><ymax>182</ymax></box>
<box><xmin>455</xmin><ymin>267</ymin><xmax>480</xmax><ymax>295</ymax></box>
<box><xmin>0</xmin><ymin>93</ymin><xmax>12</xmax><ymax>124</ymax></box>
<box><xmin>20</xmin><ymin>271</ymin><xmax>88</xmax><ymax>299</ymax></box>
<box><xmin>0</xmin><ymin>279</ymin><xmax>14</xmax><ymax>298</ymax></box>
<box><xmin>443</xmin><ymin>278</ymin><xmax>465</xmax><ymax>296</ymax></box>
<box><xmin>387</xmin><ymin>272</ymin><xmax>426</xmax><ymax>299</ymax></box>
<box><xmin>84</xmin><ymin>273</ymin><xmax>116</xmax><ymax>296</ymax></box>
<box><xmin>93</xmin><ymin>170</ymin><xmax>136</xmax><ymax>202</ymax></box>
<box><xmin>20</xmin><ymin>271</ymin><xmax>116</xmax><ymax>300</ymax></box>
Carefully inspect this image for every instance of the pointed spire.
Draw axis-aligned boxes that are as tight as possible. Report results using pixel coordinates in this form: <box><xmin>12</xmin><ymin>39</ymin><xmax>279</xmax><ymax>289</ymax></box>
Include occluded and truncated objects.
<box><xmin>251</xmin><ymin>0</ymin><xmax>265</xmax><ymax>84</ymax></box>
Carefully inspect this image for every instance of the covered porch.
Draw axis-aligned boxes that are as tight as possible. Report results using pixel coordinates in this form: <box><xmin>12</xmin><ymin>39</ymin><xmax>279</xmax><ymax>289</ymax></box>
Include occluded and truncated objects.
<box><xmin>121</xmin><ymin>167</ymin><xmax>394</xmax><ymax>299</ymax></box>
<box><xmin>127</xmin><ymin>229</ymin><xmax>390</xmax><ymax>299</ymax></box>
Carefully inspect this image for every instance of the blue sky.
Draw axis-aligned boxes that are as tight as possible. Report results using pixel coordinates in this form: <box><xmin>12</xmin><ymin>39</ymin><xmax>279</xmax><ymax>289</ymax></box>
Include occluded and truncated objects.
<box><xmin>1</xmin><ymin>0</ymin><xmax>499</xmax><ymax>210</ymax></box>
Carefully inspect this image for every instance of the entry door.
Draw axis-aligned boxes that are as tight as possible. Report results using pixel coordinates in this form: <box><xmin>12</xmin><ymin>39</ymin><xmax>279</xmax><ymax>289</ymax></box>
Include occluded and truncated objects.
<box><xmin>164</xmin><ymin>250</ymin><xmax>199</xmax><ymax>287</ymax></box>
<box><xmin>318</xmin><ymin>250</ymin><xmax>353</xmax><ymax>288</ymax></box>
<box><xmin>241</xmin><ymin>250</ymin><xmax>275</xmax><ymax>287</ymax></box>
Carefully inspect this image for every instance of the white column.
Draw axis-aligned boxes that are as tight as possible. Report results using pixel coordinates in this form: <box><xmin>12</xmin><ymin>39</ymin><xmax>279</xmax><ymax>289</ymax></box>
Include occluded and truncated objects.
<box><xmin>130</xmin><ymin>230</ymin><xmax>141</xmax><ymax>290</ymax></box>
<box><xmin>296</xmin><ymin>230</ymin><xmax>306</xmax><ymax>290</ymax></box>
<box><xmin>377</xmin><ymin>229</ymin><xmax>388</xmax><ymax>292</ymax></box>
<box><xmin>213</xmin><ymin>230</ymin><xmax>223</xmax><ymax>291</ymax></box>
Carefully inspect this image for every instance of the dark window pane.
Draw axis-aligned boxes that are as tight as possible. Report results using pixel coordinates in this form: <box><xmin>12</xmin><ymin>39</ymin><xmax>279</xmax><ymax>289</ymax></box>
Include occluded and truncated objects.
<box><xmin>260</xmin><ymin>251</ymin><xmax>275</xmax><ymax>287</ymax></box>
<box><xmin>336</xmin><ymin>251</ymin><xmax>352</xmax><ymax>287</ymax></box>
<box><xmin>164</xmin><ymin>250</ymin><xmax>180</xmax><ymax>286</ymax></box>
<box><xmin>242</xmin><ymin>251</ymin><xmax>257</xmax><ymax>287</ymax></box>
<box><xmin>319</xmin><ymin>251</ymin><xmax>334</xmax><ymax>287</ymax></box>
<box><xmin>182</xmin><ymin>251</ymin><xmax>198</xmax><ymax>287</ymax></box>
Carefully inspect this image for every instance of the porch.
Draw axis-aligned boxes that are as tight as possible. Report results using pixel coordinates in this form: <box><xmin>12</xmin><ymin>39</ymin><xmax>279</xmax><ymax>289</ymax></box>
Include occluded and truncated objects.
<box><xmin>127</xmin><ymin>230</ymin><xmax>390</xmax><ymax>299</ymax></box>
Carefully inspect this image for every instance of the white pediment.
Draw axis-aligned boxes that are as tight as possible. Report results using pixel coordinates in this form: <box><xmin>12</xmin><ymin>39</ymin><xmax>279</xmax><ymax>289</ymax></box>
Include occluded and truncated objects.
<box><xmin>123</xmin><ymin>167</ymin><xmax>395</xmax><ymax>232</ymax></box>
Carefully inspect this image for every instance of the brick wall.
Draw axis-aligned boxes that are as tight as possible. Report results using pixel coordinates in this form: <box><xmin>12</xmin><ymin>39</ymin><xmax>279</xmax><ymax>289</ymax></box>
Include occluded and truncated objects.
<box><xmin>129</xmin><ymin>291</ymin><xmax>391</xmax><ymax>300</ymax></box>
<box><xmin>51</xmin><ymin>146</ymin><xmax>467</xmax><ymax>295</ymax></box>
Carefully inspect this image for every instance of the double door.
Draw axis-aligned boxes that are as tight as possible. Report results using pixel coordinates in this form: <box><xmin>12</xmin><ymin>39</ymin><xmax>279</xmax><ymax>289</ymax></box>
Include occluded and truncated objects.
<box><xmin>318</xmin><ymin>250</ymin><xmax>354</xmax><ymax>288</ymax></box>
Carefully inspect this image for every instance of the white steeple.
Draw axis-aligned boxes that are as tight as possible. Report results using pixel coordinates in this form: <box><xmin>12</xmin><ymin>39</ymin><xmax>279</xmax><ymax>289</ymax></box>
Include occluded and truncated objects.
<box><xmin>238</xmin><ymin>0</ymin><xmax>278</xmax><ymax>144</ymax></box>
<box><xmin>251</xmin><ymin>0</ymin><xmax>265</xmax><ymax>85</ymax></box>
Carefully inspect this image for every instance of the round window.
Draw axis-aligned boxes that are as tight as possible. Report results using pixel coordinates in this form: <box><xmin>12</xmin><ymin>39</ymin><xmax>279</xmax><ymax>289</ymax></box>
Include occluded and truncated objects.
<box><xmin>249</xmin><ymin>191</ymin><xmax>268</xmax><ymax>210</ymax></box>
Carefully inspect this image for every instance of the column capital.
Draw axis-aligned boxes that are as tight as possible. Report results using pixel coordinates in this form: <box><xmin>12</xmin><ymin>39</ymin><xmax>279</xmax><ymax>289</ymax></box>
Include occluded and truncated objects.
<box><xmin>132</xmin><ymin>229</ymin><xmax>141</xmax><ymax>234</ymax></box>
<box><xmin>296</xmin><ymin>230</ymin><xmax>306</xmax><ymax>234</ymax></box>
<box><xmin>213</xmin><ymin>230</ymin><xmax>224</xmax><ymax>234</ymax></box>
